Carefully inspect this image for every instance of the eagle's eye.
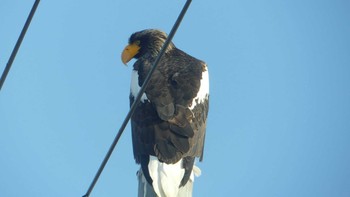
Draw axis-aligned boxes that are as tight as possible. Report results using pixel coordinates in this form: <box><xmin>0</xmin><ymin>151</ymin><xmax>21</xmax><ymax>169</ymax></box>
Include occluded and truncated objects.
<box><xmin>134</xmin><ymin>40</ymin><xmax>141</xmax><ymax>46</ymax></box>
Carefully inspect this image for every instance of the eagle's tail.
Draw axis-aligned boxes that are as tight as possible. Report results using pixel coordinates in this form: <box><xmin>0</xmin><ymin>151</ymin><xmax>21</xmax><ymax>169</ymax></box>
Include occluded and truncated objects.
<box><xmin>137</xmin><ymin>165</ymin><xmax>200</xmax><ymax>197</ymax></box>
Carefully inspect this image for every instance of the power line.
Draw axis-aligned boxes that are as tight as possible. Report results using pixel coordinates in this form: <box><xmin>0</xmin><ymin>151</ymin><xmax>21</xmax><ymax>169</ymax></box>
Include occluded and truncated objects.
<box><xmin>0</xmin><ymin>0</ymin><xmax>40</xmax><ymax>91</ymax></box>
<box><xmin>82</xmin><ymin>0</ymin><xmax>192</xmax><ymax>196</ymax></box>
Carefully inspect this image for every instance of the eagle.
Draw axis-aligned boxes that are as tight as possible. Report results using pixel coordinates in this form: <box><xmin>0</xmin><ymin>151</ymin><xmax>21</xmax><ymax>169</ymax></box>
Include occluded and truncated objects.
<box><xmin>121</xmin><ymin>29</ymin><xmax>209</xmax><ymax>197</ymax></box>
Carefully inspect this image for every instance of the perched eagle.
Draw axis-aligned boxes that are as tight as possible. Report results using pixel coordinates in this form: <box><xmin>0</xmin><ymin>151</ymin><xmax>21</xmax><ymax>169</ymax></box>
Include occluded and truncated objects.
<box><xmin>121</xmin><ymin>29</ymin><xmax>209</xmax><ymax>197</ymax></box>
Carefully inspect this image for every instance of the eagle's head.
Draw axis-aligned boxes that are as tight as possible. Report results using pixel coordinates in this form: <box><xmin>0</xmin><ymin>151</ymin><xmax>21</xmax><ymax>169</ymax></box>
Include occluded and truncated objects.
<box><xmin>121</xmin><ymin>29</ymin><xmax>175</xmax><ymax>64</ymax></box>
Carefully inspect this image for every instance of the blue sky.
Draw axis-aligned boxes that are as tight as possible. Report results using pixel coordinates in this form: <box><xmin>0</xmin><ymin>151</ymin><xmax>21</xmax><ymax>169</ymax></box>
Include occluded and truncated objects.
<box><xmin>1</xmin><ymin>0</ymin><xmax>350</xmax><ymax>196</ymax></box>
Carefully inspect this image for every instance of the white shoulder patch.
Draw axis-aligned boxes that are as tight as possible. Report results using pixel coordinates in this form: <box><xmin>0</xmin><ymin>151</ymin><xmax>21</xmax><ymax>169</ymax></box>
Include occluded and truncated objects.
<box><xmin>148</xmin><ymin>156</ymin><xmax>185</xmax><ymax>197</ymax></box>
<box><xmin>130</xmin><ymin>70</ymin><xmax>148</xmax><ymax>102</ymax></box>
<box><xmin>190</xmin><ymin>66</ymin><xmax>209</xmax><ymax>110</ymax></box>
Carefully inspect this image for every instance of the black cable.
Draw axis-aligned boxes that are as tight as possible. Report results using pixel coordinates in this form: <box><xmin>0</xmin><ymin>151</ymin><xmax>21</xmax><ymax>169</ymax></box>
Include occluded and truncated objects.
<box><xmin>0</xmin><ymin>0</ymin><xmax>40</xmax><ymax>91</ymax></box>
<box><xmin>82</xmin><ymin>0</ymin><xmax>192</xmax><ymax>196</ymax></box>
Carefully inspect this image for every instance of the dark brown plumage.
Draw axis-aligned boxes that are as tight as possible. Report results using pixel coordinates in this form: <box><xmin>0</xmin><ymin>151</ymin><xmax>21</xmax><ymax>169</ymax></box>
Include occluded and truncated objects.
<box><xmin>122</xmin><ymin>29</ymin><xmax>209</xmax><ymax>195</ymax></box>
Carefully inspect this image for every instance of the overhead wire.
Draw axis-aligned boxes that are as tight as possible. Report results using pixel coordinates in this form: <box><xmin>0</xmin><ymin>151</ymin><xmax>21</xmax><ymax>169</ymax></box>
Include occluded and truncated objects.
<box><xmin>0</xmin><ymin>0</ymin><xmax>40</xmax><ymax>91</ymax></box>
<box><xmin>82</xmin><ymin>0</ymin><xmax>192</xmax><ymax>196</ymax></box>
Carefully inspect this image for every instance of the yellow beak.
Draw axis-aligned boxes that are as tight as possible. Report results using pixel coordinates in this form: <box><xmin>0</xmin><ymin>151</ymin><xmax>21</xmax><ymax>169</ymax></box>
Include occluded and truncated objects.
<box><xmin>121</xmin><ymin>43</ymin><xmax>140</xmax><ymax>65</ymax></box>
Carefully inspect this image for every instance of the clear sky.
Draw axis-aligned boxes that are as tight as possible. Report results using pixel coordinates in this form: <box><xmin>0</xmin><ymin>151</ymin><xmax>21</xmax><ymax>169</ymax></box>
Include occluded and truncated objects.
<box><xmin>1</xmin><ymin>0</ymin><xmax>350</xmax><ymax>196</ymax></box>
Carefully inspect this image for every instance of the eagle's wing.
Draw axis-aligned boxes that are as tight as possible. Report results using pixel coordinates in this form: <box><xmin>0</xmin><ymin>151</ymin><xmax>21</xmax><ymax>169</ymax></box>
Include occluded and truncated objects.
<box><xmin>130</xmin><ymin>49</ymin><xmax>209</xmax><ymax>164</ymax></box>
